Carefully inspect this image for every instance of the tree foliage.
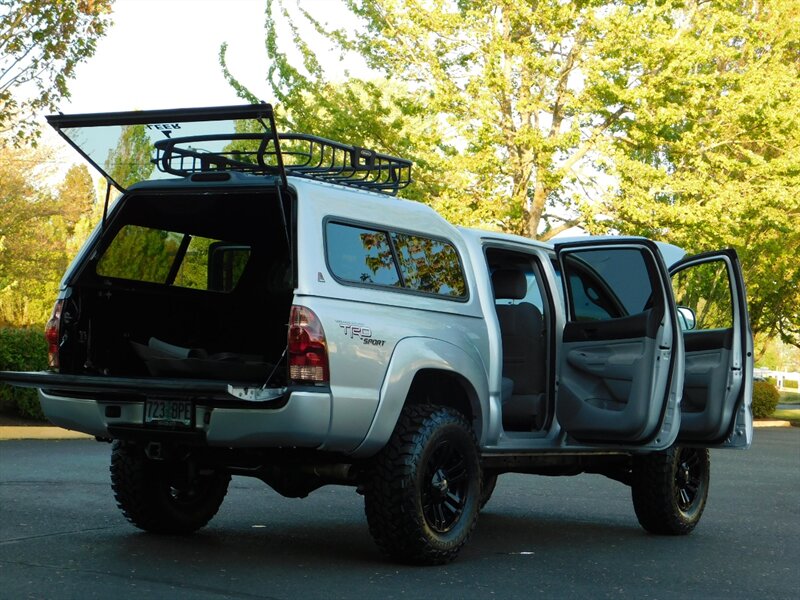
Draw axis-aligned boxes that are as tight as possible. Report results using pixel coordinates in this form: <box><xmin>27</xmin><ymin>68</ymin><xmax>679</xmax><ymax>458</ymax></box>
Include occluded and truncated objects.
<box><xmin>222</xmin><ymin>0</ymin><xmax>800</xmax><ymax>346</ymax></box>
<box><xmin>590</xmin><ymin>1</ymin><xmax>800</xmax><ymax>348</ymax></box>
<box><xmin>0</xmin><ymin>146</ymin><xmax>98</xmax><ymax>326</ymax></box>
<box><xmin>0</xmin><ymin>0</ymin><xmax>114</xmax><ymax>145</ymax></box>
<box><xmin>105</xmin><ymin>124</ymin><xmax>155</xmax><ymax>188</ymax></box>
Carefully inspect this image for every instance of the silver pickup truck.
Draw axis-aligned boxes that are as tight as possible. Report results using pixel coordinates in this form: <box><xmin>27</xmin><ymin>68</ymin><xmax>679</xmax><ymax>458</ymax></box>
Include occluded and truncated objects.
<box><xmin>0</xmin><ymin>104</ymin><xmax>753</xmax><ymax>565</ymax></box>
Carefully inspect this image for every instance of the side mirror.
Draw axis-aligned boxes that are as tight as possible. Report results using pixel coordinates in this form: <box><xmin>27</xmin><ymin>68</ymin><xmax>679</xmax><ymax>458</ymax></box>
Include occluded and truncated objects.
<box><xmin>676</xmin><ymin>305</ymin><xmax>697</xmax><ymax>331</ymax></box>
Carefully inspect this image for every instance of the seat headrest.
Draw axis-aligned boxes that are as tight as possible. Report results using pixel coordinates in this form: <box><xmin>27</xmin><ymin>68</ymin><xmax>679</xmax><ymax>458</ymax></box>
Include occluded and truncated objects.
<box><xmin>492</xmin><ymin>269</ymin><xmax>527</xmax><ymax>300</ymax></box>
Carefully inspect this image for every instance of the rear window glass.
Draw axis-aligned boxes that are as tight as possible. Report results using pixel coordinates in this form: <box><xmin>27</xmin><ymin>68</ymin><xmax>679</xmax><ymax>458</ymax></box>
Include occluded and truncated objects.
<box><xmin>326</xmin><ymin>222</ymin><xmax>466</xmax><ymax>299</ymax></box>
<box><xmin>96</xmin><ymin>225</ymin><xmax>249</xmax><ymax>291</ymax></box>
<box><xmin>392</xmin><ymin>233</ymin><xmax>466</xmax><ymax>297</ymax></box>
<box><xmin>326</xmin><ymin>223</ymin><xmax>401</xmax><ymax>286</ymax></box>
<box><xmin>671</xmin><ymin>259</ymin><xmax>733</xmax><ymax>330</ymax></box>
<box><xmin>562</xmin><ymin>248</ymin><xmax>655</xmax><ymax>321</ymax></box>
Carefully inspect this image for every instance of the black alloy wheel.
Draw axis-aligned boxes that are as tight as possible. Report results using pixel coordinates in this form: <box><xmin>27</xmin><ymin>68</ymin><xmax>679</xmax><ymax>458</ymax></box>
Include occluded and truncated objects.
<box><xmin>422</xmin><ymin>438</ymin><xmax>470</xmax><ymax>532</ymax></box>
<box><xmin>674</xmin><ymin>447</ymin><xmax>706</xmax><ymax>515</ymax></box>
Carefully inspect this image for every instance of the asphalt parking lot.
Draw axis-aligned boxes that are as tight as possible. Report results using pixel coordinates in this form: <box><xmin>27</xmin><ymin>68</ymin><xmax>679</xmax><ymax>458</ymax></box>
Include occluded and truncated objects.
<box><xmin>1</xmin><ymin>428</ymin><xmax>798</xmax><ymax>599</ymax></box>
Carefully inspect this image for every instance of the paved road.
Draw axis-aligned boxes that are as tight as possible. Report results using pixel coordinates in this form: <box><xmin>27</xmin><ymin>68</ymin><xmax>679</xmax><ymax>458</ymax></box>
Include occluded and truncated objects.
<box><xmin>1</xmin><ymin>429</ymin><xmax>798</xmax><ymax>600</ymax></box>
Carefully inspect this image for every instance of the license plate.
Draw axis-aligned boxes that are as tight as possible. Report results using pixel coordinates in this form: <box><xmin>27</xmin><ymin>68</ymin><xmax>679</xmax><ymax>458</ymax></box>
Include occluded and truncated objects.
<box><xmin>144</xmin><ymin>399</ymin><xmax>193</xmax><ymax>428</ymax></box>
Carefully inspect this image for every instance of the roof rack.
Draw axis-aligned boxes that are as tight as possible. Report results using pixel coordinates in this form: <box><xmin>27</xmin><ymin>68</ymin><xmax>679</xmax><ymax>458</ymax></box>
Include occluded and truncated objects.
<box><xmin>153</xmin><ymin>131</ymin><xmax>412</xmax><ymax>195</ymax></box>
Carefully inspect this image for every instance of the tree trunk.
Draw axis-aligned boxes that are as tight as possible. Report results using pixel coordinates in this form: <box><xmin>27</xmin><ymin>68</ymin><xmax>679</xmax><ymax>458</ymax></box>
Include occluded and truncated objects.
<box><xmin>528</xmin><ymin>180</ymin><xmax>547</xmax><ymax>239</ymax></box>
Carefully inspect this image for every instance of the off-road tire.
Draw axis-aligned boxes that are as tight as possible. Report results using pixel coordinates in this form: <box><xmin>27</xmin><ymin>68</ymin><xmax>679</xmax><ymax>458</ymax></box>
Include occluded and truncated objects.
<box><xmin>110</xmin><ymin>441</ymin><xmax>230</xmax><ymax>534</ymax></box>
<box><xmin>479</xmin><ymin>471</ymin><xmax>498</xmax><ymax>510</ymax></box>
<box><xmin>631</xmin><ymin>446</ymin><xmax>710</xmax><ymax>535</ymax></box>
<box><xmin>364</xmin><ymin>404</ymin><xmax>482</xmax><ymax>565</ymax></box>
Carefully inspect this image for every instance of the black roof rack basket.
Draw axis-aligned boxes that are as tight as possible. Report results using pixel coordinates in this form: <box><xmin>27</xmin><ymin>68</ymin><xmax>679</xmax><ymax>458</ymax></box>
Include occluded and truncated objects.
<box><xmin>152</xmin><ymin>106</ymin><xmax>411</xmax><ymax>195</ymax></box>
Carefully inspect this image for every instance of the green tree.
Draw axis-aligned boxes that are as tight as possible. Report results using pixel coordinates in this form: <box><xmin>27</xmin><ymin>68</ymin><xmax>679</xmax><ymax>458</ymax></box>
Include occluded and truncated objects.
<box><xmin>0</xmin><ymin>0</ymin><xmax>114</xmax><ymax>145</ymax></box>
<box><xmin>105</xmin><ymin>124</ymin><xmax>155</xmax><ymax>188</ymax></box>
<box><xmin>590</xmin><ymin>1</ymin><xmax>800</xmax><ymax>348</ymax></box>
<box><xmin>223</xmin><ymin>0</ymin><xmax>799</xmax><ymax>346</ymax></box>
<box><xmin>0</xmin><ymin>148</ymin><xmax>97</xmax><ymax>325</ymax></box>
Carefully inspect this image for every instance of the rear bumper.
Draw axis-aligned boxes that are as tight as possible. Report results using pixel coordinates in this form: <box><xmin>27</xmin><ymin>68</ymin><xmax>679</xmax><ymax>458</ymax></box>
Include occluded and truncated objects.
<box><xmin>39</xmin><ymin>389</ymin><xmax>332</xmax><ymax>448</ymax></box>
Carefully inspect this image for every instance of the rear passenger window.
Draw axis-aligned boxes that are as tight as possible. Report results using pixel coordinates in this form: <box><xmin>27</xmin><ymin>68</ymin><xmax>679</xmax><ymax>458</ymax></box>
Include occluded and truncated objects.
<box><xmin>671</xmin><ymin>259</ymin><xmax>733</xmax><ymax>330</ymax></box>
<box><xmin>562</xmin><ymin>248</ymin><xmax>655</xmax><ymax>321</ymax></box>
<box><xmin>392</xmin><ymin>233</ymin><xmax>466</xmax><ymax>297</ymax></box>
<box><xmin>326</xmin><ymin>222</ymin><xmax>467</xmax><ymax>299</ymax></box>
<box><xmin>326</xmin><ymin>223</ymin><xmax>401</xmax><ymax>286</ymax></box>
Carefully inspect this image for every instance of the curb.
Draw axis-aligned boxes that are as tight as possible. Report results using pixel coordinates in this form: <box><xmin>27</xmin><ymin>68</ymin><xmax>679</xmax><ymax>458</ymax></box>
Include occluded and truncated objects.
<box><xmin>0</xmin><ymin>426</ymin><xmax>93</xmax><ymax>441</ymax></box>
<box><xmin>753</xmin><ymin>420</ymin><xmax>793</xmax><ymax>428</ymax></box>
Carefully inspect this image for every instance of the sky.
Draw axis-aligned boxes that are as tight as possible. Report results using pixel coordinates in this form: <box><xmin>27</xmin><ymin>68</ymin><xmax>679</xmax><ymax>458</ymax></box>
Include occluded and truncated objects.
<box><xmin>64</xmin><ymin>0</ymin><xmax>323</xmax><ymax>113</ymax></box>
<box><xmin>42</xmin><ymin>0</ymin><xmax>362</xmax><ymax>159</ymax></box>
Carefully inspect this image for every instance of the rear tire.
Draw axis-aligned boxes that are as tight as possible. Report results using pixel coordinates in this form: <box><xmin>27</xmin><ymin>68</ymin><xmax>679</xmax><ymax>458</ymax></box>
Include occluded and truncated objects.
<box><xmin>364</xmin><ymin>404</ymin><xmax>482</xmax><ymax>565</ymax></box>
<box><xmin>110</xmin><ymin>441</ymin><xmax>230</xmax><ymax>534</ymax></box>
<box><xmin>631</xmin><ymin>446</ymin><xmax>710</xmax><ymax>535</ymax></box>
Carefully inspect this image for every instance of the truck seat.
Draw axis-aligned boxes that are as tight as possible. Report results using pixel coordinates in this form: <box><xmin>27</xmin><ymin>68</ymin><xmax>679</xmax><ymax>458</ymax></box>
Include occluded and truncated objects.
<box><xmin>492</xmin><ymin>269</ymin><xmax>546</xmax><ymax>430</ymax></box>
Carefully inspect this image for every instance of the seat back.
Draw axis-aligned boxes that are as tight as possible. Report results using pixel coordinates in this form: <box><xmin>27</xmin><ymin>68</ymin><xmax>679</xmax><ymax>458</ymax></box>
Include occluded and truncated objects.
<box><xmin>492</xmin><ymin>269</ymin><xmax>546</xmax><ymax>428</ymax></box>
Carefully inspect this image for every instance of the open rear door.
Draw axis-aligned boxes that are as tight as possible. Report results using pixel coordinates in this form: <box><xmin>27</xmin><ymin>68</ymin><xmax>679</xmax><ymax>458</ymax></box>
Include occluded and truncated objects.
<box><xmin>554</xmin><ymin>239</ymin><xmax>681</xmax><ymax>450</ymax></box>
<box><xmin>669</xmin><ymin>249</ymin><xmax>753</xmax><ymax>448</ymax></box>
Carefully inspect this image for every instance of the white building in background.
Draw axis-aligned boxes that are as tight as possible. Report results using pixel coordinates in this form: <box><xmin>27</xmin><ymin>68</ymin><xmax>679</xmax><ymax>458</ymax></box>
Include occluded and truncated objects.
<box><xmin>753</xmin><ymin>368</ymin><xmax>800</xmax><ymax>391</ymax></box>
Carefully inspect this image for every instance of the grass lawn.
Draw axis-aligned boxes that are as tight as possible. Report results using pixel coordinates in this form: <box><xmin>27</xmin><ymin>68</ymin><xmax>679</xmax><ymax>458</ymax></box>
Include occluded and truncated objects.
<box><xmin>778</xmin><ymin>389</ymin><xmax>800</xmax><ymax>404</ymax></box>
<box><xmin>772</xmin><ymin>409</ymin><xmax>800</xmax><ymax>427</ymax></box>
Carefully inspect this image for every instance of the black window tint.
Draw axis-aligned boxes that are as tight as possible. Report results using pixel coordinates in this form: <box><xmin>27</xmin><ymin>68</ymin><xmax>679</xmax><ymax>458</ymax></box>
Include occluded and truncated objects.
<box><xmin>392</xmin><ymin>233</ymin><xmax>466</xmax><ymax>297</ymax></box>
<box><xmin>208</xmin><ymin>244</ymin><xmax>252</xmax><ymax>292</ymax></box>
<box><xmin>326</xmin><ymin>223</ymin><xmax>400</xmax><ymax>286</ymax></box>
<box><xmin>568</xmin><ymin>272</ymin><xmax>617</xmax><ymax>321</ymax></box>
<box><xmin>563</xmin><ymin>248</ymin><xmax>653</xmax><ymax>321</ymax></box>
<box><xmin>97</xmin><ymin>225</ymin><xmax>180</xmax><ymax>284</ymax></box>
<box><xmin>96</xmin><ymin>225</ymin><xmax>247</xmax><ymax>291</ymax></box>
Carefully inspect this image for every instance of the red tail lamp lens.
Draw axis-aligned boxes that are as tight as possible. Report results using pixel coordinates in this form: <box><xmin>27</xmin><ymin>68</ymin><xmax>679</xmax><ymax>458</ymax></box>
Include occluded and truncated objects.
<box><xmin>288</xmin><ymin>306</ymin><xmax>329</xmax><ymax>384</ymax></box>
<box><xmin>45</xmin><ymin>300</ymin><xmax>64</xmax><ymax>369</ymax></box>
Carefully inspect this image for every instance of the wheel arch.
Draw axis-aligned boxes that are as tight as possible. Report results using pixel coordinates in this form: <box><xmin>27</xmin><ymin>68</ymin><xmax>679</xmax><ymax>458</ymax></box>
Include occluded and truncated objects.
<box><xmin>350</xmin><ymin>337</ymin><xmax>488</xmax><ymax>458</ymax></box>
<box><xmin>406</xmin><ymin>368</ymin><xmax>482</xmax><ymax>437</ymax></box>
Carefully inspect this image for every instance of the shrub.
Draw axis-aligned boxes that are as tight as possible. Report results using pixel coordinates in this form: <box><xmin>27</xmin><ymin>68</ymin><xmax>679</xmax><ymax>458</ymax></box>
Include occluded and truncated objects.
<box><xmin>767</xmin><ymin>376</ymin><xmax>778</xmax><ymax>387</ymax></box>
<box><xmin>785</xmin><ymin>379</ymin><xmax>799</xmax><ymax>390</ymax></box>
<box><xmin>751</xmin><ymin>380</ymin><xmax>780</xmax><ymax>419</ymax></box>
<box><xmin>0</xmin><ymin>328</ymin><xmax>48</xmax><ymax>421</ymax></box>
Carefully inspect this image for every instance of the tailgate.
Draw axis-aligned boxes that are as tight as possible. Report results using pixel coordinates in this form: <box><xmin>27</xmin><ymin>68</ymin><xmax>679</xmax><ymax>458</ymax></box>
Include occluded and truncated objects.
<box><xmin>0</xmin><ymin>371</ymin><xmax>283</xmax><ymax>403</ymax></box>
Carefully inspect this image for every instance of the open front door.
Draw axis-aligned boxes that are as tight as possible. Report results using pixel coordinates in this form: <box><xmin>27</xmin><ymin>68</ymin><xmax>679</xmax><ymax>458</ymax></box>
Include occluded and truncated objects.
<box><xmin>669</xmin><ymin>249</ymin><xmax>753</xmax><ymax>448</ymax></box>
<box><xmin>555</xmin><ymin>239</ymin><xmax>681</xmax><ymax>449</ymax></box>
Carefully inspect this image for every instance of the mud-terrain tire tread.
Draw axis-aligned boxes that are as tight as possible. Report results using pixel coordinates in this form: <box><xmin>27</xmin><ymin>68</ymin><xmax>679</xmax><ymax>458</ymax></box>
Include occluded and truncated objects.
<box><xmin>364</xmin><ymin>404</ymin><xmax>481</xmax><ymax>565</ymax></box>
<box><xmin>110</xmin><ymin>440</ymin><xmax>230</xmax><ymax>534</ymax></box>
<box><xmin>631</xmin><ymin>446</ymin><xmax>709</xmax><ymax>535</ymax></box>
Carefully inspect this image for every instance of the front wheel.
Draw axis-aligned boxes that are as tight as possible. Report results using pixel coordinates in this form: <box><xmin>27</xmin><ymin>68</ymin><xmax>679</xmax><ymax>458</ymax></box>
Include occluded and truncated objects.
<box><xmin>364</xmin><ymin>404</ymin><xmax>482</xmax><ymax>565</ymax></box>
<box><xmin>110</xmin><ymin>441</ymin><xmax>230</xmax><ymax>534</ymax></box>
<box><xmin>631</xmin><ymin>446</ymin><xmax>710</xmax><ymax>535</ymax></box>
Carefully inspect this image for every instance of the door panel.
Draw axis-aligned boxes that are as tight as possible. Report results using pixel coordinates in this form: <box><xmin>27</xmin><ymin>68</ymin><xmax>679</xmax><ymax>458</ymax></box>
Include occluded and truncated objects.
<box><xmin>555</xmin><ymin>240</ymin><xmax>679</xmax><ymax>447</ymax></box>
<box><xmin>559</xmin><ymin>336</ymin><xmax>662</xmax><ymax>439</ymax></box>
<box><xmin>670</xmin><ymin>250</ymin><xmax>753</xmax><ymax>447</ymax></box>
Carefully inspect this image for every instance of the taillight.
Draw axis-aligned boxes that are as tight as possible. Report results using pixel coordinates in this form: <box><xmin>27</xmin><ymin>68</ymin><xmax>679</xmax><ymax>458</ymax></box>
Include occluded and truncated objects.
<box><xmin>45</xmin><ymin>300</ymin><xmax>64</xmax><ymax>370</ymax></box>
<box><xmin>288</xmin><ymin>306</ymin><xmax>329</xmax><ymax>384</ymax></box>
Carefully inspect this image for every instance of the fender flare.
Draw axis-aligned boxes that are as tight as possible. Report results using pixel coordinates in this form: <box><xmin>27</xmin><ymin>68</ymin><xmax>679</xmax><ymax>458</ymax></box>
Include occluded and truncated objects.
<box><xmin>350</xmin><ymin>337</ymin><xmax>488</xmax><ymax>458</ymax></box>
